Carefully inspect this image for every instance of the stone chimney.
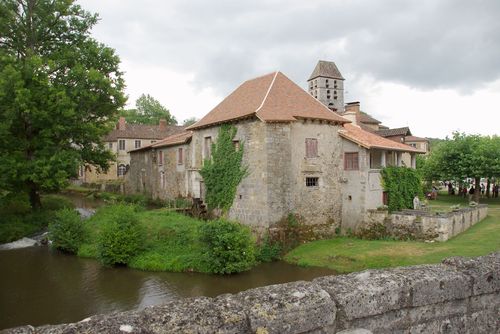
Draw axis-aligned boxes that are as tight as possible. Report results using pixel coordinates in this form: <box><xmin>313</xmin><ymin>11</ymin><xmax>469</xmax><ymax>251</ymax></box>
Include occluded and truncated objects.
<box><xmin>159</xmin><ymin>119</ymin><xmax>167</xmax><ymax>131</ymax></box>
<box><xmin>343</xmin><ymin>102</ymin><xmax>360</xmax><ymax>125</ymax></box>
<box><xmin>118</xmin><ymin>117</ymin><xmax>126</xmax><ymax>130</ymax></box>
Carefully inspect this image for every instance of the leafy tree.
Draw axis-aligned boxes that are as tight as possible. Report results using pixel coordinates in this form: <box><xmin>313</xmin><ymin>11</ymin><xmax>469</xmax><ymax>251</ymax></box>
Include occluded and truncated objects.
<box><xmin>0</xmin><ymin>0</ymin><xmax>125</xmax><ymax>209</ymax></box>
<box><xmin>120</xmin><ymin>94</ymin><xmax>177</xmax><ymax>125</ymax></box>
<box><xmin>182</xmin><ymin>117</ymin><xmax>198</xmax><ymax>126</ymax></box>
<box><xmin>424</xmin><ymin>133</ymin><xmax>500</xmax><ymax>203</ymax></box>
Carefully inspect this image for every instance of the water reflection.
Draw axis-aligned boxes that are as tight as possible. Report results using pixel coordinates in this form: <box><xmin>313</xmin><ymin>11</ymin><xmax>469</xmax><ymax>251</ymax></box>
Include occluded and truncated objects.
<box><xmin>0</xmin><ymin>247</ymin><xmax>333</xmax><ymax>330</ymax></box>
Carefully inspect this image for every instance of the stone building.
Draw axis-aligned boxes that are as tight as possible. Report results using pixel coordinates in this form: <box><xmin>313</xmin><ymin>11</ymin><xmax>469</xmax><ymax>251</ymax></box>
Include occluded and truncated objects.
<box><xmin>128</xmin><ymin>68</ymin><xmax>423</xmax><ymax>233</ymax></box>
<box><xmin>308</xmin><ymin>60</ymin><xmax>345</xmax><ymax>113</ymax></box>
<box><xmin>78</xmin><ymin>117</ymin><xmax>183</xmax><ymax>184</ymax></box>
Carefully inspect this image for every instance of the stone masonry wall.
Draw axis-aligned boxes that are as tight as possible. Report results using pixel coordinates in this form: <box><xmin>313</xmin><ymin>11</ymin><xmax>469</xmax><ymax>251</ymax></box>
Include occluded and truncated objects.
<box><xmin>6</xmin><ymin>253</ymin><xmax>499</xmax><ymax>334</ymax></box>
<box><xmin>364</xmin><ymin>205</ymin><xmax>488</xmax><ymax>241</ymax></box>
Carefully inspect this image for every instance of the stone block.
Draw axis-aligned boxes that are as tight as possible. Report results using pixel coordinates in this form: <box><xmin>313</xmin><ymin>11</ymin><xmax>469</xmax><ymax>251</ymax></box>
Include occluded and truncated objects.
<box><xmin>349</xmin><ymin>309</ymin><xmax>410</xmax><ymax>333</ymax></box>
<box><xmin>390</xmin><ymin>264</ymin><xmax>472</xmax><ymax>306</ymax></box>
<box><xmin>314</xmin><ymin>269</ymin><xmax>411</xmax><ymax>321</ymax></box>
<box><xmin>409</xmin><ymin>315</ymin><xmax>466</xmax><ymax>334</ymax></box>
<box><xmin>465</xmin><ymin>310</ymin><xmax>500</xmax><ymax>334</ymax></box>
<box><xmin>236</xmin><ymin>280</ymin><xmax>336</xmax><ymax>334</ymax></box>
<box><xmin>468</xmin><ymin>292</ymin><xmax>500</xmax><ymax>313</ymax></box>
<box><xmin>407</xmin><ymin>300</ymin><xmax>467</xmax><ymax>325</ymax></box>
<box><xmin>443</xmin><ymin>252</ymin><xmax>500</xmax><ymax>295</ymax></box>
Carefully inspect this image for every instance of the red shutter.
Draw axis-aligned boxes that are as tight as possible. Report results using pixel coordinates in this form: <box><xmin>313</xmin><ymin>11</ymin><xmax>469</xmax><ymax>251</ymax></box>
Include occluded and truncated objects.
<box><xmin>178</xmin><ymin>148</ymin><xmax>183</xmax><ymax>164</ymax></box>
<box><xmin>305</xmin><ymin>138</ymin><xmax>318</xmax><ymax>158</ymax></box>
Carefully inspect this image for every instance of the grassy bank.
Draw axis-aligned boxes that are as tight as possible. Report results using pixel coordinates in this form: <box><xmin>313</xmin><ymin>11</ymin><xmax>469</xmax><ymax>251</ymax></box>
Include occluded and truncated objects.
<box><xmin>78</xmin><ymin>207</ymin><xmax>210</xmax><ymax>272</ymax></box>
<box><xmin>285</xmin><ymin>194</ymin><xmax>500</xmax><ymax>273</ymax></box>
<box><xmin>0</xmin><ymin>194</ymin><xmax>74</xmax><ymax>243</ymax></box>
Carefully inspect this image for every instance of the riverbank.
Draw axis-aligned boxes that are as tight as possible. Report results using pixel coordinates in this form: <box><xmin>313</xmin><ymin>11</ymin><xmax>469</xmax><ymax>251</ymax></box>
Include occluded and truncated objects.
<box><xmin>284</xmin><ymin>194</ymin><xmax>500</xmax><ymax>273</ymax></box>
<box><xmin>0</xmin><ymin>194</ymin><xmax>74</xmax><ymax>244</ymax></box>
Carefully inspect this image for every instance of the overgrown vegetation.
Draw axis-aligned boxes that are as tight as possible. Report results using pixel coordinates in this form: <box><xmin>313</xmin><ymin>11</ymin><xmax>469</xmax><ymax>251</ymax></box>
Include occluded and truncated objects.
<box><xmin>96</xmin><ymin>205</ymin><xmax>145</xmax><ymax>266</ymax></box>
<box><xmin>200</xmin><ymin>220</ymin><xmax>256</xmax><ymax>274</ymax></box>
<box><xmin>381</xmin><ymin>166</ymin><xmax>423</xmax><ymax>212</ymax></box>
<box><xmin>48</xmin><ymin>209</ymin><xmax>85</xmax><ymax>254</ymax></box>
<box><xmin>285</xmin><ymin>194</ymin><xmax>500</xmax><ymax>273</ymax></box>
<box><xmin>200</xmin><ymin>125</ymin><xmax>247</xmax><ymax>211</ymax></box>
<box><xmin>76</xmin><ymin>204</ymin><xmax>258</xmax><ymax>274</ymax></box>
<box><xmin>0</xmin><ymin>193</ymin><xmax>74</xmax><ymax>243</ymax></box>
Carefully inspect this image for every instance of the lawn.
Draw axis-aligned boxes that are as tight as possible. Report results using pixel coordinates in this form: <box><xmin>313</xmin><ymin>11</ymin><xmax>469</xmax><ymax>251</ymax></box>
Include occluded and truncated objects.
<box><xmin>78</xmin><ymin>207</ymin><xmax>210</xmax><ymax>272</ymax></box>
<box><xmin>284</xmin><ymin>194</ymin><xmax>500</xmax><ymax>273</ymax></box>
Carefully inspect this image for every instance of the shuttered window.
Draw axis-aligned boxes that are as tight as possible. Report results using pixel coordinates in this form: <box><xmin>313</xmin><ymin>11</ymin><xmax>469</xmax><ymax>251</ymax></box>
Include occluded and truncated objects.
<box><xmin>305</xmin><ymin>138</ymin><xmax>318</xmax><ymax>158</ymax></box>
<box><xmin>158</xmin><ymin>150</ymin><xmax>163</xmax><ymax>166</ymax></box>
<box><xmin>178</xmin><ymin>147</ymin><xmax>183</xmax><ymax>165</ymax></box>
<box><xmin>344</xmin><ymin>152</ymin><xmax>359</xmax><ymax>170</ymax></box>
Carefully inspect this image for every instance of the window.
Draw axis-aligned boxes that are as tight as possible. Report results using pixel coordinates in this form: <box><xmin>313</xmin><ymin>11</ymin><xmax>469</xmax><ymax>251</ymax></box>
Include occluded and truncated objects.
<box><xmin>344</xmin><ymin>152</ymin><xmax>359</xmax><ymax>170</ymax></box>
<box><xmin>233</xmin><ymin>140</ymin><xmax>240</xmax><ymax>151</ymax></box>
<box><xmin>151</xmin><ymin>140</ymin><xmax>156</xmax><ymax>144</ymax></box>
<box><xmin>327</xmin><ymin>90</ymin><xmax>330</xmax><ymax>94</ymax></box>
<box><xmin>410</xmin><ymin>143</ymin><xmax>417</xmax><ymax>148</ymax></box>
<box><xmin>306</xmin><ymin>177</ymin><xmax>319</xmax><ymax>187</ymax></box>
<box><xmin>117</xmin><ymin>164</ymin><xmax>127</xmax><ymax>176</ymax></box>
<box><xmin>108</xmin><ymin>142</ymin><xmax>113</xmax><ymax>150</ymax></box>
<box><xmin>305</xmin><ymin>138</ymin><xmax>318</xmax><ymax>158</ymax></box>
<box><xmin>327</xmin><ymin>95</ymin><xmax>331</xmax><ymax>99</ymax></box>
<box><xmin>178</xmin><ymin>147</ymin><xmax>183</xmax><ymax>165</ymax></box>
<box><xmin>204</xmin><ymin>137</ymin><xmax>212</xmax><ymax>159</ymax></box>
<box><xmin>158</xmin><ymin>150</ymin><xmax>163</xmax><ymax>166</ymax></box>
<box><xmin>135</xmin><ymin>140</ymin><xmax>141</xmax><ymax>149</ymax></box>
<box><xmin>118</xmin><ymin>139</ymin><xmax>125</xmax><ymax>150</ymax></box>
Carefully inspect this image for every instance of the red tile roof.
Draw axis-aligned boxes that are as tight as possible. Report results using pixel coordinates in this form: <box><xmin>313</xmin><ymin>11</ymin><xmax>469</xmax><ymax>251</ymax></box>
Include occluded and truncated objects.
<box><xmin>104</xmin><ymin>123</ymin><xmax>184</xmax><ymax>141</ymax></box>
<box><xmin>129</xmin><ymin>131</ymin><xmax>192</xmax><ymax>153</ymax></box>
<box><xmin>405</xmin><ymin>135</ymin><xmax>429</xmax><ymax>142</ymax></box>
<box><xmin>375</xmin><ymin>127</ymin><xmax>412</xmax><ymax>137</ymax></box>
<box><xmin>187</xmin><ymin>72</ymin><xmax>349</xmax><ymax>130</ymax></box>
<box><xmin>340</xmin><ymin>124</ymin><xmax>423</xmax><ymax>153</ymax></box>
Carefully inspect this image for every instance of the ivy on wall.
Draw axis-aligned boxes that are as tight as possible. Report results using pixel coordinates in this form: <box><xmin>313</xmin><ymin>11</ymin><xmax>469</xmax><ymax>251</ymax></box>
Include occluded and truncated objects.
<box><xmin>200</xmin><ymin>125</ymin><xmax>247</xmax><ymax>211</ymax></box>
<box><xmin>381</xmin><ymin>166</ymin><xmax>423</xmax><ymax>212</ymax></box>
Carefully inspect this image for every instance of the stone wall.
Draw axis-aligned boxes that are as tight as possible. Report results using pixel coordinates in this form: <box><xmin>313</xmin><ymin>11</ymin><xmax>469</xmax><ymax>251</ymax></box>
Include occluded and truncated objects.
<box><xmin>6</xmin><ymin>253</ymin><xmax>499</xmax><ymax>334</ymax></box>
<box><xmin>364</xmin><ymin>205</ymin><xmax>488</xmax><ymax>241</ymax></box>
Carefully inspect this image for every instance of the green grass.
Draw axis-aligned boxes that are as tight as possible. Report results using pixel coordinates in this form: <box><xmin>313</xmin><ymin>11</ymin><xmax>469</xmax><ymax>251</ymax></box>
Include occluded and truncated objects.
<box><xmin>284</xmin><ymin>194</ymin><xmax>500</xmax><ymax>273</ymax></box>
<box><xmin>78</xmin><ymin>207</ymin><xmax>210</xmax><ymax>272</ymax></box>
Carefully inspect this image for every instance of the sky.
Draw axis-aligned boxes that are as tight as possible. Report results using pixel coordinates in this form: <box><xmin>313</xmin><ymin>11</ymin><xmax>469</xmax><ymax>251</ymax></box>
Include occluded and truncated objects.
<box><xmin>79</xmin><ymin>0</ymin><xmax>500</xmax><ymax>139</ymax></box>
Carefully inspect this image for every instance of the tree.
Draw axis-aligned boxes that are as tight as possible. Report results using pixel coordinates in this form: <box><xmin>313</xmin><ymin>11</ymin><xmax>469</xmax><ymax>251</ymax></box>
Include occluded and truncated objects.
<box><xmin>424</xmin><ymin>133</ymin><xmax>500</xmax><ymax>203</ymax></box>
<box><xmin>119</xmin><ymin>94</ymin><xmax>177</xmax><ymax>125</ymax></box>
<box><xmin>182</xmin><ymin>117</ymin><xmax>198</xmax><ymax>127</ymax></box>
<box><xmin>0</xmin><ymin>0</ymin><xmax>125</xmax><ymax>209</ymax></box>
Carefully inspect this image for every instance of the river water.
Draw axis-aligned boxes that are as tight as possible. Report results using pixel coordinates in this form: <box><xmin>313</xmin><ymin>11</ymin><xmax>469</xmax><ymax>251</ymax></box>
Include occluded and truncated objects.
<box><xmin>0</xmin><ymin>194</ymin><xmax>334</xmax><ymax>330</ymax></box>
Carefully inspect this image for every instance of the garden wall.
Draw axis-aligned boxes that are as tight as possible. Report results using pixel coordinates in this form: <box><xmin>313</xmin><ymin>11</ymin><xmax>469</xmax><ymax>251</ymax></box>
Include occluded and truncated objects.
<box><xmin>5</xmin><ymin>253</ymin><xmax>499</xmax><ymax>334</ymax></box>
<box><xmin>365</xmin><ymin>204</ymin><xmax>488</xmax><ymax>241</ymax></box>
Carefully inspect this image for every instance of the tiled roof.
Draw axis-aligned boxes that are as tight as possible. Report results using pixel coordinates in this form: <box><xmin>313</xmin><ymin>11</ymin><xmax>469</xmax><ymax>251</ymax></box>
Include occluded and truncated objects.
<box><xmin>405</xmin><ymin>135</ymin><xmax>429</xmax><ymax>142</ymax></box>
<box><xmin>187</xmin><ymin>71</ymin><xmax>349</xmax><ymax>130</ymax></box>
<box><xmin>129</xmin><ymin>131</ymin><xmax>193</xmax><ymax>153</ymax></box>
<box><xmin>375</xmin><ymin>127</ymin><xmax>412</xmax><ymax>137</ymax></box>
<box><xmin>340</xmin><ymin>124</ymin><xmax>423</xmax><ymax>153</ymax></box>
<box><xmin>308</xmin><ymin>60</ymin><xmax>345</xmax><ymax>80</ymax></box>
<box><xmin>358</xmin><ymin>112</ymin><xmax>381</xmax><ymax>124</ymax></box>
<box><xmin>104</xmin><ymin>124</ymin><xmax>184</xmax><ymax>141</ymax></box>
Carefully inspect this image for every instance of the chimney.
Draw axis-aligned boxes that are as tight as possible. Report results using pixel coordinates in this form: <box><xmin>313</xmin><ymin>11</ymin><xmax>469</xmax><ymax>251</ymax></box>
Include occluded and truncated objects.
<box><xmin>159</xmin><ymin>119</ymin><xmax>167</xmax><ymax>131</ymax></box>
<box><xmin>343</xmin><ymin>102</ymin><xmax>360</xmax><ymax>125</ymax></box>
<box><xmin>345</xmin><ymin>101</ymin><xmax>360</xmax><ymax>114</ymax></box>
<box><xmin>118</xmin><ymin>117</ymin><xmax>126</xmax><ymax>131</ymax></box>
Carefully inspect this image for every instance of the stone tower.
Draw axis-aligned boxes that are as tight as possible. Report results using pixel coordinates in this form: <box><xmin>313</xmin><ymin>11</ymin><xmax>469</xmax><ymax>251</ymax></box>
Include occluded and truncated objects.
<box><xmin>307</xmin><ymin>60</ymin><xmax>345</xmax><ymax>113</ymax></box>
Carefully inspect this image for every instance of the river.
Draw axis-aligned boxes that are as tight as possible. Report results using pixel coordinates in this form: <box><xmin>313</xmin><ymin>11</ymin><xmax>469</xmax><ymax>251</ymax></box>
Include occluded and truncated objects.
<box><xmin>0</xmin><ymin>194</ymin><xmax>333</xmax><ymax>330</ymax></box>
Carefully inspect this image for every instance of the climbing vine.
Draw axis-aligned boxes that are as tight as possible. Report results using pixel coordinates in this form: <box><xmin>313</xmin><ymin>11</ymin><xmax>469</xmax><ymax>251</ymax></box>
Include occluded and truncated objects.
<box><xmin>200</xmin><ymin>125</ymin><xmax>247</xmax><ymax>211</ymax></box>
<box><xmin>381</xmin><ymin>166</ymin><xmax>423</xmax><ymax>212</ymax></box>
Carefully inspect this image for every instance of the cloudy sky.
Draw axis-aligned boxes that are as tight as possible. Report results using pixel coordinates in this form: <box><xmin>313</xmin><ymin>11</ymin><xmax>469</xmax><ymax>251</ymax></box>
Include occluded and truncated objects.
<box><xmin>79</xmin><ymin>0</ymin><xmax>500</xmax><ymax>138</ymax></box>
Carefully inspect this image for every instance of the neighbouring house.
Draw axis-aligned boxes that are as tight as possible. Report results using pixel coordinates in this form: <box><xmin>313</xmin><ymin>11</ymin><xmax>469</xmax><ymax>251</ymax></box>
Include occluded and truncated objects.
<box><xmin>127</xmin><ymin>63</ymin><xmax>424</xmax><ymax>233</ymax></box>
<box><xmin>77</xmin><ymin>117</ymin><xmax>183</xmax><ymax>184</ymax></box>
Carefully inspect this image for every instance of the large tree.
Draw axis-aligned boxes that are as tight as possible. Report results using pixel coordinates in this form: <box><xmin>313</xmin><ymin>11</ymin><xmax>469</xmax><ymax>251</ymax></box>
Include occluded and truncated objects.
<box><xmin>120</xmin><ymin>94</ymin><xmax>177</xmax><ymax>125</ymax></box>
<box><xmin>0</xmin><ymin>0</ymin><xmax>125</xmax><ymax>209</ymax></box>
<box><xmin>424</xmin><ymin>133</ymin><xmax>500</xmax><ymax>203</ymax></box>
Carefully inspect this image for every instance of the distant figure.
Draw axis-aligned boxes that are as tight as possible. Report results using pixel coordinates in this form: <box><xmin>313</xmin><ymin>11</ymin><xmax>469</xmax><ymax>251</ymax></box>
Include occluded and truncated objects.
<box><xmin>469</xmin><ymin>186</ymin><xmax>475</xmax><ymax>201</ymax></box>
<box><xmin>448</xmin><ymin>182</ymin><xmax>453</xmax><ymax>194</ymax></box>
<box><xmin>481</xmin><ymin>184</ymin><xmax>485</xmax><ymax>196</ymax></box>
<box><xmin>413</xmin><ymin>195</ymin><xmax>421</xmax><ymax>210</ymax></box>
<box><xmin>462</xmin><ymin>186</ymin><xmax>468</xmax><ymax>198</ymax></box>
<box><xmin>494</xmin><ymin>184</ymin><xmax>499</xmax><ymax>198</ymax></box>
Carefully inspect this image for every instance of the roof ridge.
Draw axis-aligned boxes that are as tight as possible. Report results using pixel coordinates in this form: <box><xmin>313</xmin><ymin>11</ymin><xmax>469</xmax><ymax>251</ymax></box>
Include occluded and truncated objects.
<box><xmin>255</xmin><ymin>71</ymin><xmax>278</xmax><ymax>116</ymax></box>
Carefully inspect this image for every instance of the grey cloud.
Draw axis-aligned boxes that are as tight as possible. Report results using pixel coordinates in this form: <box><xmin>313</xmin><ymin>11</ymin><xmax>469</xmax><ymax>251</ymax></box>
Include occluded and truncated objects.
<box><xmin>81</xmin><ymin>0</ymin><xmax>500</xmax><ymax>95</ymax></box>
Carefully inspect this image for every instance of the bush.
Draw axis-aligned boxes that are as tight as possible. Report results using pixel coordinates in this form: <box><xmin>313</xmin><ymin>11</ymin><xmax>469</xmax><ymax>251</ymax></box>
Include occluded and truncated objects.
<box><xmin>381</xmin><ymin>166</ymin><xmax>423</xmax><ymax>212</ymax></box>
<box><xmin>41</xmin><ymin>194</ymin><xmax>74</xmax><ymax>211</ymax></box>
<box><xmin>256</xmin><ymin>234</ymin><xmax>282</xmax><ymax>262</ymax></box>
<box><xmin>96</xmin><ymin>205</ymin><xmax>145</xmax><ymax>266</ymax></box>
<box><xmin>199</xmin><ymin>219</ymin><xmax>255</xmax><ymax>274</ymax></box>
<box><xmin>49</xmin><ymin>209</ymin><xmax>85</xmax><ymax>253</ymax></box>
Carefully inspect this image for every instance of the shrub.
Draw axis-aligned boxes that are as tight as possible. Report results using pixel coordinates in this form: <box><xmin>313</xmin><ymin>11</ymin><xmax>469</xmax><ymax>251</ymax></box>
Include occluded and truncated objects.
<box><xmin>381</xmin><ymin>166</ymin><xmax>423</xmax><ymax>212</ymax></box>
<box><xmin>96</xmin><ymin>205</ymin><xmax>145</xmax><ymax>266</ymax></box>
<box><xmin>256</xmin><ymin>234</ymin><xmax>282</xmax><ymax>262</ymax></box>
<box><xmin>200</xmin><ymin>219</ymin><xmax>255</xmax><ymax>274</ymax></box>
<box><xmin>41</xmin><ymin>194</ymin><xmax>74</xmax><ymax>211</ymax></box>
<box><xmin>49</xmin><ymin>209</ymin><xmax>85</xmax><ymax>253</ymax></box>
